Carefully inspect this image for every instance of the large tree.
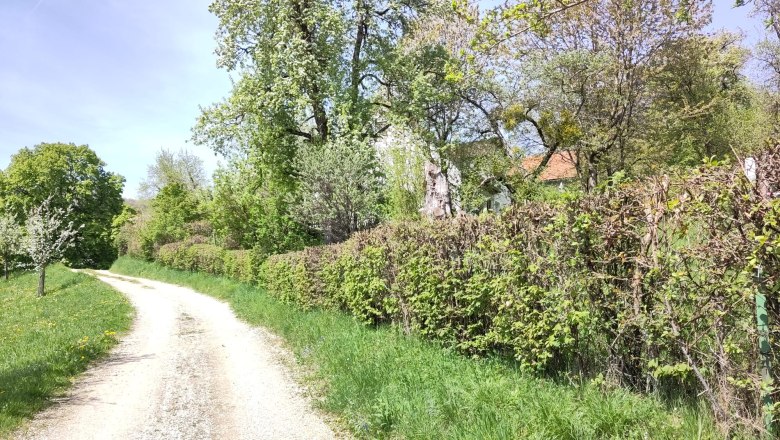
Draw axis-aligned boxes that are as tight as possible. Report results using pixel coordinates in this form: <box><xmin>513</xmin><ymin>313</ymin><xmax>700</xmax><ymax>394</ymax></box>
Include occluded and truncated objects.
<box><xmin>495</xmin><ymin>0</ymin><xmax>711</xmax><ymax>190</ymax></box>
<box><xmin>2</xmin><ymin>143</ymin><xmax>125</xmax><ymax>268</ymax></box>
<box><xmin>384</xmin><ymin>1</ymin><xmax>511</xmax><ymax>216</ymax></box>
<box><xmin>193</xmin><ymin>0</ymin><xmax>428</xmax><ymax>234</ymax></box>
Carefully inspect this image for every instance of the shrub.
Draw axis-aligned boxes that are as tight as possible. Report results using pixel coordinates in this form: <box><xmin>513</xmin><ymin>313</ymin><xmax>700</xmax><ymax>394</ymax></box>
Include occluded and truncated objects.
<box><xmin>223</xmin><ymin>250</ymin><xmax>255</xmax><ymax>284</ymax></box>
<box><xmin>291</xmin><ymin>134</ymin><xmax>385</xmax><ymax>243</ymax></box>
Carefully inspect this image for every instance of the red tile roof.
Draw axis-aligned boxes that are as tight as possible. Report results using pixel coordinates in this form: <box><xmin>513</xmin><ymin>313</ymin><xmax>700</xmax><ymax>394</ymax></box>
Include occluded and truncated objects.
<box><xmin>521</xmin><ymin>151</ymin><xmax>578</xmax><ymax>181</ymax></box>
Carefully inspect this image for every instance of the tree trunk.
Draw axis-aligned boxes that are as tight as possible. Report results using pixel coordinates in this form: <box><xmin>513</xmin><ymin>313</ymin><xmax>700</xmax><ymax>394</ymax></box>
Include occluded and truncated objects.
<box><xmin>421</xmin><ymin>161</ymin><xmax>453</xmax><ymax>219</ymax></box>
<box><xmin>37</xmin><ymin>266</ymin><xmax>46</xmax><ymax>297</ymax></box>
<box><xmin>3</xmin><ymin>253</ymin><xmax>7</xmax><ymax>281</ymax></box>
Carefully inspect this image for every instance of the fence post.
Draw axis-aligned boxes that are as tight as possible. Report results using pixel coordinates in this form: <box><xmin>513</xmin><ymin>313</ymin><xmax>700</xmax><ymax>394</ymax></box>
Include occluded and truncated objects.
<box><xmin>756</xmin><ymin>266</ymin><xmax>774</xmax><ymax>434</ymax></box>
<box><xmin>743</xmin><ymin>157</ymin><xmax>774</xmax><ymax>435</ymax></box>
<box><xmin>746</xmin><ymin>157</ymin><xmax>775</xmax><ymax>435</ymax></box>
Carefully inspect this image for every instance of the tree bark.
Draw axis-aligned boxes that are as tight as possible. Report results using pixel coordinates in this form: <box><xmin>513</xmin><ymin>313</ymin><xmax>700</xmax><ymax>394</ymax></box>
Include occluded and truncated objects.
<box><xmin>37</xmin><ymin>266</ymin><xmax>46</xmax><ymax>297</ymax></box>
<box><xmin>421</xmin><ymin>161</ymin><xmax>453</xmax><ymax>219</ymax></box>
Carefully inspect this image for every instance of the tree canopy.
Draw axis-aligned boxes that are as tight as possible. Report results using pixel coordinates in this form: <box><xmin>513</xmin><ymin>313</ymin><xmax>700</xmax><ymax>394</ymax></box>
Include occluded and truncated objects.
<box><xmin>1</xmin><ymin>143</ymin><xmax>124</xmax><ymax>268</ymax></box>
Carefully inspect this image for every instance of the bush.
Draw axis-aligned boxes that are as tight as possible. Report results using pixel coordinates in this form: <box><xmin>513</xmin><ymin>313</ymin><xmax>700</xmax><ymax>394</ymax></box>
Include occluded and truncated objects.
<box><xmin>291</xmin><ymin>134</ymin><xmax>384</xmax><ymax>243</ymax></box>
<box><xmin>223</xmin><ymin>250</ymin><xmax>255</xmax><ymax>284</ymax></box>
<box><xmin>157</xmin><ymin>240</ymin><xmax>256</xmax><ymax>283</ymax></box>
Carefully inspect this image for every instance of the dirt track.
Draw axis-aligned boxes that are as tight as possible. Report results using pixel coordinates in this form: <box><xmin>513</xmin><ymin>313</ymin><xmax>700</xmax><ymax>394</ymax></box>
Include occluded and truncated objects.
<box><xmin>14</xmin><ymin>271</ymin><xmax>337</xmax><ymax>440</ymax></box>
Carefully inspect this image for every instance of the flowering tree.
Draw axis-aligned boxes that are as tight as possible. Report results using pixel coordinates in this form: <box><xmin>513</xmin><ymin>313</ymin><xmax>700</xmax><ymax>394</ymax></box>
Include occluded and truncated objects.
<box><xmin>0</xmin><ymin>213</ymin><xmax>21</xmax><ymax>280</ymax></box>
<box><xmin>21</xmin><ymin>198</ymin><xmax>82</xmax><ymax>297</ymax></box>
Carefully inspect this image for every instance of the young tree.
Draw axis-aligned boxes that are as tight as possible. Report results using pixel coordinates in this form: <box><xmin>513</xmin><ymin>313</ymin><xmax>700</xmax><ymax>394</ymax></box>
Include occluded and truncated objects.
<box><xmin>0</xmin><ymin>213</ymin><xmax>22</xmax><ymax>280</ymax></box>
<box><xmin>291</xmin><ymin>135</ymin><xmax>384</xmax><ymax>243</ymax></box>
<box><xmin>139</xmin><ymin>182</ymin><xmax>203</xmax><ymax>260</ymax></box>
<box><xmin>138</xmin><ymin>148</ymin><xmax>208</xmax><ymax>198</ymax></box>
<box><xmin>21</xmin><ymin>198</ymin><xmax>81</xmax><ymax>297</ymax></box>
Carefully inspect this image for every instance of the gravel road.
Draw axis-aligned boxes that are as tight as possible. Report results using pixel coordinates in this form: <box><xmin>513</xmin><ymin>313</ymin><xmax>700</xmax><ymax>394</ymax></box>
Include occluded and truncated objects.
<box><xmin>14</xmin><ymin>271</ymin><xmax>338</xmax><ymax>440</ymax></box>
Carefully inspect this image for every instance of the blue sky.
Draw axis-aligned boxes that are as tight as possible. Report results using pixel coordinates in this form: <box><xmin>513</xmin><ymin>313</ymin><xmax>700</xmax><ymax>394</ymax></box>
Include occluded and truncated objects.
<box><xmin>0</xmin><ymin>0</ymin><xmax>231</xmax><ymax>198</ymax></box>
<box><xmin>0</xmin><ymin>0</ymin><xmax>770</xmax><ymax>198</ymax></box>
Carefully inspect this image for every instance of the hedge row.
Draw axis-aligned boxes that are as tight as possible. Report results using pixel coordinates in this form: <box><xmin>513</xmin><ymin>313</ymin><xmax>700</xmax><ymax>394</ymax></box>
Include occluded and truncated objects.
<box><xmin>256</xmin><ymin>153</ymin><xmax>780</xmax><ymax>436</ymax></box>
<box><xmin>156</xmin><ymin>237</ymin><xmax>255</xmax><ymax>284</ymax></box>
<box><xmin>145</xmin><ymin>150</ymin><xmax>780</xmax><ymax>435</ymax></box>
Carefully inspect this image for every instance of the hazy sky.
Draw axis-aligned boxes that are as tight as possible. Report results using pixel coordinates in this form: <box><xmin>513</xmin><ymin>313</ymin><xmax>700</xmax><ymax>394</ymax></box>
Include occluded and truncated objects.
<box><xmin>0</xmin><ymin>0</ymin><xmax>770</xmax><ymax>198</ymax></box>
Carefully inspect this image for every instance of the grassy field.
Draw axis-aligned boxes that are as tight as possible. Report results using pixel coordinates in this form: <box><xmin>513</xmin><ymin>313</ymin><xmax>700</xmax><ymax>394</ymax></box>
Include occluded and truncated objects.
<box><xmin>0</xmin><ymin>265</ymin><xmax>133</xmax><ymax>436</ymax></box>
<box><xmin>112</xmin><ymin>256</ymin><xmax>722</xmax><ymax>439</ymax></box>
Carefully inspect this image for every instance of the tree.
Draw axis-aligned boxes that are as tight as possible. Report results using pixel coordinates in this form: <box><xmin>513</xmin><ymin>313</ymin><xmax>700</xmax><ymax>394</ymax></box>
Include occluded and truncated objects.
<box><xmin>385</xmin><ymin>1</ymin><xmax>510</xmax><ymax>217</ymax></box>
<box><xmin>749</xmin><ymin>0</ymin><xmax>780</xmax><ymax>133</ymax></box>
<box><xmin>291</xmin><ymin>135</ymin><xmax>384</xmax><ymax>243</ymax></box>
<box><xmin>495</xmin><ymin>0</ymin><xmax>710</xmax><ymax>190</ymax></box>
<box><xmin>641</xmin><ymin>33</ymin><xmax>765</xmax><ymax>169</ymax></box>
<box><xmin>193</xmin><ymin>0</ymin><xmax>427</xmax><ymax>230</ymax></box>
<box><xmin>21</xmin><ymin>198</ymin><xmax>81</xmax><ymax>297</ymax></box>
<box><xmin>138</xmin><ymin>148</ymin><xmax>208</xmax><ymax>198</ymax></box>
<box><xmin>139</xmin><ymin>183</ymin><xmax>202</xmax><ymax>259</ymax></box>
<box><xmin>209</xmin><ymin>158</ymin><xmax>316</xmax><ymax>254</ymax></box>
<box><xmin>2</xmin><ymin>143</ymin><xmax>125</xmax><ymax>268</ymax></box>
<box><xmin>0</xmin><ymin>213</ymin><xmax>21</xmax><ymax>280</ymax></box>
<box><xmin>111</xmin><ymin>204</ymin><xmax>138</xmax><ymax>256</ymax></box>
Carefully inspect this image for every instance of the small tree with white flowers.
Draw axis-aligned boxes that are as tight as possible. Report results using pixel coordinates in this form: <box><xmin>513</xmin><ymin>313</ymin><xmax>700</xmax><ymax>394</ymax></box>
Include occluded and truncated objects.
<box><xmin>21</xmin><ymin>198</ymin><xmax>82</xmax><ymax>297</ymax></box>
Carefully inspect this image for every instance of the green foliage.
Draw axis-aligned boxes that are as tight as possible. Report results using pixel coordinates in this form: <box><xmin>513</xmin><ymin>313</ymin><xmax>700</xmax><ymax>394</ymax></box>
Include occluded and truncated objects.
<box><xmin>292</xmin><ymin>135</ymin><xmax>385</xmax><ymax>243</ymax></box>
<box><xmin>111</xmin><ymin>204</ymin><xmax>137</xmax><ymax>257</ymax></box>
<box><xmin>209</xmin><ymin>158</ymin><xmax>318</xmax><ymax>256</ymax></box>
<box><xmin>139</xmin><ymin>182</ymin><xmax>202</xmax><ymax>260</ymax></box>
<box><xmin>384</xmin><ymin>146</ymin><xmax>425</xmax><ymax>221</ymax></box>
<box><xmin>449</xmin><ymin>139</ymin><xmax>518</xmax><ymax>213</ymax></box>
<box><xmin>156</xmin><ymin>238</ymin><xmax>257</xmax><ymax>284</ymax></box>
<box><xmin>113</xmin><ymin>256</ymin><xmax>723</xmax><ymax>440</ymax></box>
<box><xmin>194</xmin><ymin>0</ymin><xmax>421</xmax><ymax>230</ymax></box>
<box><xmin>1</xmin><ymin>143</ymin><xmax>124</xmax><ymax>268</ymax></box>
<box><xmin>254</xmin><ymin>148</ymin><xmax>780</xmax><ymax>435</ymax></box>
<box><xmin>641</xmin><ymin>33</ymin><xmax>765</xmax><ymax>170</ymax></box>
<box><xmin>0</xmin><ymin>265</ymin><xmax>132</xmax><ymax>434</ymax></box>
<box><xmin>0</xmin><ymin>213</ymin><xmax>22</xmax><ymax>278</ymax></box>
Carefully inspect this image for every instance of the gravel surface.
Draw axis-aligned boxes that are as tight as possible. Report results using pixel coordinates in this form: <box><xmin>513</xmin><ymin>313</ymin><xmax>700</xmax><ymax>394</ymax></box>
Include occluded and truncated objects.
<box><xmin>14</xmin><ymin>271</ymin><xmax>338</xmax><ymax>440</ymax></box>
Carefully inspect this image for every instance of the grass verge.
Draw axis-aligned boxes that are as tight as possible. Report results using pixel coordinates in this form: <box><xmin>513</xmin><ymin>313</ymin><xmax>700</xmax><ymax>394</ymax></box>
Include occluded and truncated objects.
<box><xmin>0</xmin><ymin>265</ymin><xmax>133</xmax><ymax>436</ymax></box>
<box><xmin>112</xmin><ymin>256</ymin><xmax>721</xmax><ymax>439</ymax></box>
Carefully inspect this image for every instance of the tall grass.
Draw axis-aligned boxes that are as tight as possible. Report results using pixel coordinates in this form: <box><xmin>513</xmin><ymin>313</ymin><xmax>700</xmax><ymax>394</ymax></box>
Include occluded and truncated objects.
<box><xmin>112</xmin><ymin>256</ymin><xmax>723</xmax><ymax>439</ymax></box>
<box><xmin>0</xmin><ymin>265</ymin><xmax>133</xmax><ymax>436</ymax></box>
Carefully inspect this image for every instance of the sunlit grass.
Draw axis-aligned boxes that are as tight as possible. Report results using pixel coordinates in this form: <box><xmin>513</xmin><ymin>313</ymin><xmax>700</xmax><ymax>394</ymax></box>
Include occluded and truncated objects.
<box><xmin>0</xmin><ymin>265</ymin><xmax>133</xmax><ymax>436</ymax></box>
<box><xmin>112</xmin><ymin>256</ymin><xmax>725</xmax><ymax>439</ymax></box>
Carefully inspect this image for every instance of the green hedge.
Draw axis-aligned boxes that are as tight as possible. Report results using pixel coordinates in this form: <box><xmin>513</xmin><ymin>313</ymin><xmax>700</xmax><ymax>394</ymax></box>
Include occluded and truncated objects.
<box><xmin>257</xmin><ymin>156</ymin><xmax>780</xmax><ymax>436</ymax></box>
<box><xmin>157</xmin><ymin>238</ymin><xmax>256</xmax><ymax>284</ymax></box>
<box><xmin>149</xmin><ymin>151</ymin><xmax>780</xmax><ymax>435</ymax></box>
